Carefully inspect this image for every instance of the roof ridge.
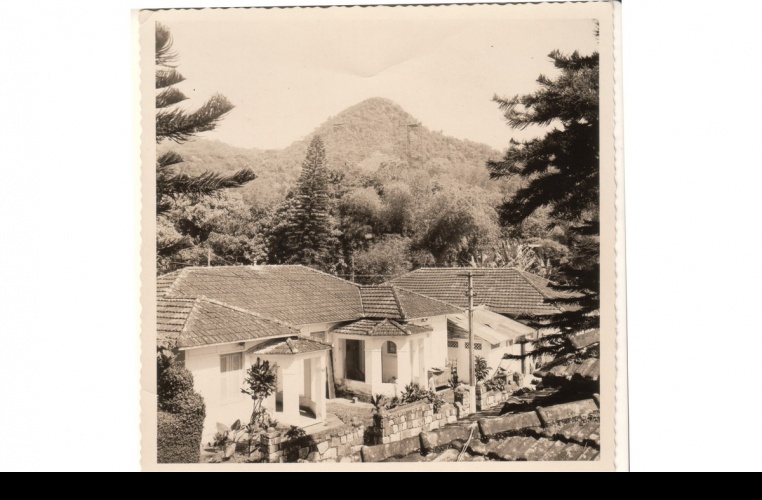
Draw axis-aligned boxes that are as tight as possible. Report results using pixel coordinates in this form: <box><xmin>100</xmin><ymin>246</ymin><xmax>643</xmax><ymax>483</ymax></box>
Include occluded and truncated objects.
<box><xmin>513</xmin><ymin>270</ymin><xmax>565</xmax><ymax>313</ymax></box>
<box><xmin>197</xmin><ymin>296</ymin><xmax>300</xmax><ymax>332</ymax></box>
<box><xmin>389</xmin><ymin>286</ymin><xmax>406</xmax><ymax>320</ymax></box>
<box><xmin>391</xmin><ymin>285</ymin><xmax>465</xmax><ymax>312</ymax></box>
<box><xmin>389</xmin><ymin>319</ymin><xmax>411</xmax><ymax>335</ymax></box>
<box><xmin>161</xmin><ymin>267</ymin><xmax>190</xmax><ymax>299</ymax></box>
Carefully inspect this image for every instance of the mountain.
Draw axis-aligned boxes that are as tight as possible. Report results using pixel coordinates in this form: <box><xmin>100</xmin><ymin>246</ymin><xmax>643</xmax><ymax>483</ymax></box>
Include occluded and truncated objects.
<box><xmin>158</xmin><ymin>97</ymin><xmax>514</xmax><ymax>210</ymax></box>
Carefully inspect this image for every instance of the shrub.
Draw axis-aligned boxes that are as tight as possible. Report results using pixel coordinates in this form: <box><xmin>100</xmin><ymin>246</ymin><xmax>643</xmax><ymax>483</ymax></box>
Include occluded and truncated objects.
<box><xmin>157</xmin><ymin>402</ymin><xmax>205</xmax><ymax>464</ymax></box>
<box><xmin>158</xmin><ymin>363</ymin><xmax>195</xmax><ymax>409</ymax></box>
<box><xmin>475</xmin><ymin>356</ymin><xmax>491</xmax><ymax>383</ymax></box>
<box><xmin>157</xmin><ymin>362</ymin><xmax>206</xmax><ymax>463</ymax></box>
<box><xmin>285</xmin><ymin>425</ymin><xmax>307</xmax><ymax>441</ymax></box>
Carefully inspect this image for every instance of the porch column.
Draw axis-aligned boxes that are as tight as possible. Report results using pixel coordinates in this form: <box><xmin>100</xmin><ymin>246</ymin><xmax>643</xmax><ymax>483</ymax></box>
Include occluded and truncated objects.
<box><xmin>365</xmin><ymin>340</ymin><xmax>383</xmax><ymax>392</ymax></box>
<box><xmin>315</xmin><ymin>353</ymin><xmax>327</xmax><ymax>421</ymax></box>
<box><xmin>410</xmin><ymin>338</ymin><xmax>420</xmax><ymax>385</ymax></box>
<box><xmin>396</xmin><ymin>340</ymin><xmax>412</xmax><ymax>388</ymax></box>
<box><xmin>281</xmin><ymin>359</ymin><xmax>301</xmax><ymax>424</ymax></box>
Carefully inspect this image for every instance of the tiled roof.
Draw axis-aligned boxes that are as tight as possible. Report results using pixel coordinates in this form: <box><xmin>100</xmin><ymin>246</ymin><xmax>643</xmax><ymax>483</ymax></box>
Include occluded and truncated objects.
<box><xmin>157</xmin><ymin>297</ymin><xmax>197</xmax><ymax>350</ymax></box>
<box><xmin>157</xmin><ymin>296</ymin><xmax>299</xmax><ymax>349</ymax></box>
<box><xmin>360</xmin><ymin>285</ymin><xmax>462</xmax><ymax>320</ymax></box>
<box><xmin>388</xmin><ymin>268</ymin><xmax>571</xmax><ymax>316</ymax></box>
<box><xmin>246</xmin><ymin>337</ymin><xmax>331</xmax><ymax>356</ymax></box>
<box><xmin>159</xmin><ymin>266</ymin><xmax>364</xmax><ymax>326</ymax></box>
<box><xmin>535</xmin><ymin>356</ymin><xmax>600</xmax><ymax>382</ymax></box>
<box><xmin>330</xmin><ymin>318</ymin><xmax>432</xmax><ymax>337</ymax></box>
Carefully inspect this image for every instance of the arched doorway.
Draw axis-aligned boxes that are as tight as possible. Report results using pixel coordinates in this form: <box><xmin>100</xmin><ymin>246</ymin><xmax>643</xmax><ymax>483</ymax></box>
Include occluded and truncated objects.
<box><xmin>382</xmin><ymin>341</ymin><xmax>398</xmax><ymax>383</ymax></box>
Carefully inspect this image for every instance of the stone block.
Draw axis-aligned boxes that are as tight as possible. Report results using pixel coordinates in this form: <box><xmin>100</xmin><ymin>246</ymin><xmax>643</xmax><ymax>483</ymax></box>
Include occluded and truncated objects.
<box><xmin>361</xmin><ymin>445</ymin><xmax>382</xmax><ymax>463</ymax></box>
<box><xmin>478</xmin><ymin>412</ymin><xmax>543</xmax><ymax>438</ymax></box>
<box><xmin>390</xmin><ymin>433</ymin><xmax>401</xmax><ymax>443</ymax></box>
<box><xmin>331</xmin><ymin>437</ymin><xmax>342</xmax><ymax>448</ymax></box>
<box><xmin>401</xmin><ymin>422</ymin><xmax>408</xmax><ymax>431</ymax></box>
<box><xmin>432</xmin><ymin>449</ymin><xmax>460</xmax><ymax>462</ymax></box>
<box><xmin>322</xmin><ymin>447</ymin><xmax>338</xmax><ymax>460</ymax></box>
<box><xmin>428</xmin><ymin>421</ymin><xmax>440</xmax><ymax>431</ymax></box>
<box><xmin>537</xmin><ymin>400</ymin><xmax>598</xmax><ymax>427</ymax></box>
<box><xmin>341</xmin><ymin>435</ymin><xmax>348</xmax><ymax>445</ymax></box>
<box><xmin>351</xmin><ymin>445</ymin><xmax>364</xmax><ymax>454</ymax></box>
<box><xmin>425</xmin><ymin>416</ymin><xmax>433</xmax><ymax>425</ymax></box>
<box><xmin>392</xmin><ymin>425</ymin><xmax>399</xmax><ymax>433</ymax></box>
<box><xmin>383</xmin><ymin>436</ymin><xmax>391</xmax><ymax>445</ymax></box>
<box><xmin>447</xmin><ymin>416</ymin><xmax>457</xmax><ymax>424</ymax></box>
<box><xmin>316</xmin><ymin>441</ymin><xmax>330</xmax><ymax>455</ymax></box>
<box><xmin>299</xmin><ymin>447</ymin><xmax>310</xmax><ymax>460</ymax></box>
<box><xmin>308</xmin><ymin>452</ymin><xmax>320</xmax><ymax>463</ymax></box>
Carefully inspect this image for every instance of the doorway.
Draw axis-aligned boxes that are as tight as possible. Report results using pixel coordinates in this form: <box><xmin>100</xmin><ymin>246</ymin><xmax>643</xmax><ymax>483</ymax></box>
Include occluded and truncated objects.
<box><xmin>345</xmin><ymin>339</ymin><xmax>365</xmax><ymax>382</ymax></box>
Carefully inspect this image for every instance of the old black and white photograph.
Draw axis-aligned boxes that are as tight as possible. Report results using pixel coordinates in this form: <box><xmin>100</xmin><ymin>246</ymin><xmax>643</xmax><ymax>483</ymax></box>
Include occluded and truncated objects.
<box><xmin>140</xmin><ymin>2</ymin><xmax>620</xmax><ymax>470</ymax></box>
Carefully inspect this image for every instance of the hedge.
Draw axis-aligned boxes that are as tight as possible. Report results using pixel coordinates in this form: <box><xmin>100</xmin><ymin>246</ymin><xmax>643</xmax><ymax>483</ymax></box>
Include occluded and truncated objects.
<box><xmin>158</xmin><ymin>363</ymin><xmax>195</xmax><ymax>409</ymax></box>
<box><xmin>157</xmin><ymin>405</ymin><xmax>205</xmax><ymax>464</ymax></box>
<box><xmin>157</xmin><ymin>364</ymin><xmax>206</xmax><ymax>464</ymax></box>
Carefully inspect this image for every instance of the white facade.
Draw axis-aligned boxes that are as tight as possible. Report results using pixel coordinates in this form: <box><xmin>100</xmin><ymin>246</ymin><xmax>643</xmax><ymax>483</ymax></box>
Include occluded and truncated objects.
<box><xmin>183</xmin><ymin>336</ymin><xmax>329</xmax><ymax>443</ymax></box>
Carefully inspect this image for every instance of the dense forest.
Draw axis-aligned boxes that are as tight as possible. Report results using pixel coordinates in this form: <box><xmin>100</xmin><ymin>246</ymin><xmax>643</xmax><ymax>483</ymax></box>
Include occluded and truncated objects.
<box><xmin>157</xmin><ymin>97</ymin><xmax>571</xmax><ymax>282</ymax></box>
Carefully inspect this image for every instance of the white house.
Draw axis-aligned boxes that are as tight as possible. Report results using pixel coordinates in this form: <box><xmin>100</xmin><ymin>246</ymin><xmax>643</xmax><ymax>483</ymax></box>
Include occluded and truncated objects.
<box><xmin>157</xmin><ymin>265</ymin><xmax>460</xmax><ymax>442</ymax></box>
<box><xmin>388</xmin><ymin>268</ymin><xmax>575</xmax><ymax>383</ymax></box>
<box><xmin>446</xmin><ymin>306</ymin><xmax>537</xmax><ymax>385</ymax></box>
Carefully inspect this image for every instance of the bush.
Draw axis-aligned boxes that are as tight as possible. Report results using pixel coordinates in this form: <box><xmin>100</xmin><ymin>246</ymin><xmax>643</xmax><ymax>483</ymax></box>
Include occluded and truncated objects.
<box><xmin>158</xmin><ymin>364</ymin><xmax>195</xmax><ymax>409</ymax></box>
<box><xmin>157</xmin><ymin>406</ymin><xmax>206</xmax><ymax>464</ymax></box>
<box><xmin>157</xmin><ymin>362</ymin><xmax>206</xmax><ymax>463</ymax></box>
<box><xmin>475</xmin><ymin>356</ymin><xmax>491</xmax><ymax>383</ymax></box>
<box><xmin>161</xmin><ymin>391</ymin><xmax>205</xmax><ymax>418</ymax></box>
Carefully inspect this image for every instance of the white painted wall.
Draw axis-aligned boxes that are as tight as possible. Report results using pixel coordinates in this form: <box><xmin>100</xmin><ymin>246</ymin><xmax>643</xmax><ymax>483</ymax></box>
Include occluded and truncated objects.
<box><xmin>447</xmin><ymin>338</ymin><xmax>526</xmax><ymax>385</ymax></box>
<box><xmin>183</xmin><ymin>332</ymin><xmax>333</xmax><ymax>443</ymax></box>
<box><xmin>409</xmin><ymin>315</ymin><xmax>448</xmax><ymax>369</ymax></box>
<box><xmin>184</xmin><ymin>343</ymin><xmax>252</xmax><ymax>444</ymax></box>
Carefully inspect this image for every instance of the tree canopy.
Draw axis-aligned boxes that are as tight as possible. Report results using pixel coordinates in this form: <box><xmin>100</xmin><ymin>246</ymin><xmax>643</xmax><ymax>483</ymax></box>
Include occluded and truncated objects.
<box><xmin>490</xmin><ymin>49</ymin><xmax>601</xmax><ymax>360</ymax></box>
<box><xmin>155</xmin><ymin>23</ymin><xmax>257</xmax><ymax>269</ymax></box>
<box><xmin>277</xmin><ymin>136</ymin><xmax>340</xmax><ymax>270</ymax></box>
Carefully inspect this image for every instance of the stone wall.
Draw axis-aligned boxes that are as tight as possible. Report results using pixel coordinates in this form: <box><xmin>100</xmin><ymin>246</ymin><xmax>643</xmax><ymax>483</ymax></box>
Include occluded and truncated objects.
<box><xmin>453</xmin><ymin>387</ymin><xmax>473</xmax><ymax>419</ymax></box>
<box><xmin>260</xmin><ymin>424</ymin><xmax>366</xmax><ymax>463</ymax></box>
<box><xmin>475</xmin><ymin>383</ymin><xmax>512</xmax><ymax>411</ymax></box>
<box><xmin>369</xmin><ymin>400</ymin><xmax>458</xmax><ymax>445</ymax></box>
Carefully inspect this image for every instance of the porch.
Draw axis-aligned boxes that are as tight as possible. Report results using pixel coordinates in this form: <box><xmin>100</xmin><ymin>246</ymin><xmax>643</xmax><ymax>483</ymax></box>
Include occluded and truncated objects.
<box><xmin>330</xmin><ymin>319</ymin><xmax>433</xmax><ymax>399</ymax></box>
<box><xmin>246</xmin><ymin>337</ymin><xmax>331</xmax><ymax>428</ymax></box>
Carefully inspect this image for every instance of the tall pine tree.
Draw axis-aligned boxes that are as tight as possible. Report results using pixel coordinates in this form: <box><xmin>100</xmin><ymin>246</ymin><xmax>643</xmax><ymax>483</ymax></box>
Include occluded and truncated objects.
<box><xmin>489</xmin><ymin>49</ymin><xmax>600</xmax><ymax>361</ymax></box>
<box><xmin>155</xmin><ymin>23</ymin><xmax>256</xmax><ymax>266</ymax></box>
<box><xmin>281</xmin><ymin>136</ymin><xmax>338</xmax><ymax>270</ymax></box>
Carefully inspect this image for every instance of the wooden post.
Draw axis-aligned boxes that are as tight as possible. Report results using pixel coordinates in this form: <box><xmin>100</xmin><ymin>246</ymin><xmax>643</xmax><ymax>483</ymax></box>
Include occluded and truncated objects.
<box><xmin>467</xmin><ymin>272</ymin><xmax>475</xmax><ymax>386</ymax></box>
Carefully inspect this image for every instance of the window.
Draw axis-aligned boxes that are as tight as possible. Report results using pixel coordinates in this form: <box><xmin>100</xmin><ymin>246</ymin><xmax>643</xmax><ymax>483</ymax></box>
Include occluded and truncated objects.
<box><xmin>448</xmin><ymin>341</ymin><xmax>459</xmax><ymax>349</ymax></box>
<box><xmin>387</xmin><ymin>342</ymin><xmax>397</xmax><ymax>355</ymax></box>
<box><xmin>474</xmin><ymin>343</ymin><xmax>483</xmax><ymax>351</ymax></box>
<box><xmin>220</xmin><ymin>353</ymin><xmax>243</xmax><ymax>404</ymax></box>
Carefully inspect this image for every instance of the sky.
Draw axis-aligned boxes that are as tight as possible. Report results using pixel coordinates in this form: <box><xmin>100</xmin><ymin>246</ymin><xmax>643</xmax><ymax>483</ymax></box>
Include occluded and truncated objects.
<box><xmin>161</xmin><ymin>9</ymin><xmax>598</xmax><ymax>152</ymax></box>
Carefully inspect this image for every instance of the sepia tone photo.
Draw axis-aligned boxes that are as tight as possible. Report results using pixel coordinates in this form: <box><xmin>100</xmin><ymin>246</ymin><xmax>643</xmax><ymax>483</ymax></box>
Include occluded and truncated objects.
<box><xmin>138</xmin><ymin>2</ymin><xmax>624</xmax><ymax>471</ymax></box>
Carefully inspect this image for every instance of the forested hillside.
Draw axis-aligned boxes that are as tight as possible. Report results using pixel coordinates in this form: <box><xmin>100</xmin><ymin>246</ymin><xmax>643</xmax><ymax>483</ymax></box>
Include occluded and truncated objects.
<box><xmin>158</xmin><ymin>97</ymin><xmax>566</xmax><ymax>281</ymax></box>
<box><xmin>158</xmin><ymin>98</ymin><xmax>514</xmax><ymax>211</ymax></box>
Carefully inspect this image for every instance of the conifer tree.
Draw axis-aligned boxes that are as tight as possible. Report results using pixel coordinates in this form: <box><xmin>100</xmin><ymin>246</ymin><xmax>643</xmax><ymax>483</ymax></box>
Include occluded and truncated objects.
<box><xmin>154</xmin><ymin>22</ymin><xmax>256</xmax><ymax>215</ymax></box>
<box><xmin>489</xmin><ymin>49</ymin><xmax>600</xmax><ymax>361</ymax></box>
<box><xmin>281</xmin><ymin>136</ymin><xmax>338</xmax><ymax>269</ymax></box>
<box><xmin>154</xmin><ymin>23</ymin><xmax>256</xmax><ymax>265</ymax></box>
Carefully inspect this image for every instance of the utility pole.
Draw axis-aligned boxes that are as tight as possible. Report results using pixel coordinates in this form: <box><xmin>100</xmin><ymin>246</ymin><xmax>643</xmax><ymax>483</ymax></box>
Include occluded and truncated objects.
<box><xmin>207</xmin><ymin>247</ymin><xmax>212</xmax><ymax>267</ymax></box>
<box><xmin>466</xmin><ymin>271</ymin><xmax>475</xmax><ymax>386</ymax></box>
